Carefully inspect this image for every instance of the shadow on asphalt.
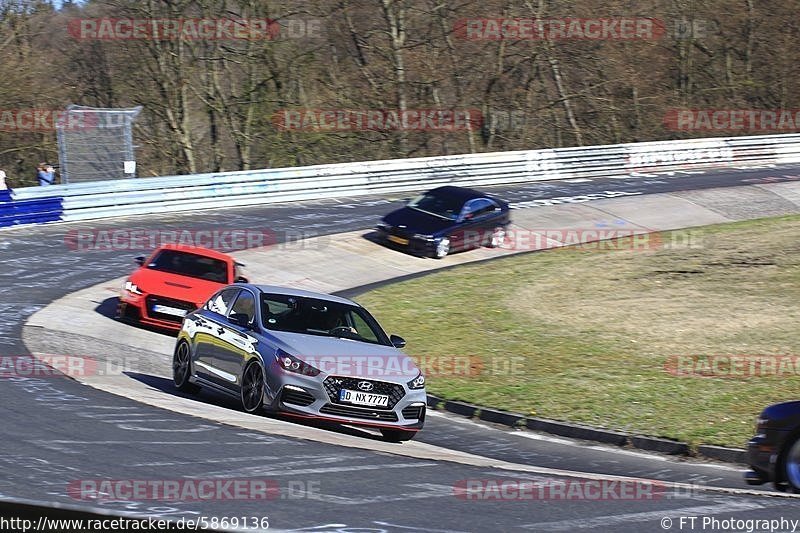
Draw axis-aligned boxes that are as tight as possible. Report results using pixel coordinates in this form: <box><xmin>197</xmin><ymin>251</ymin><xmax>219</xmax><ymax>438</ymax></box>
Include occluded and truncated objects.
<box><xmin>94</xmin><ymin>296</ymin><xmax>177</xmax><ymax>338</ymax></box>
<box><xmin>124</xmin><ymin>371</ymin><xmax>391</xmax><ymax>443</ymax></box>
<box><xmin>361</xmin><ymin>230</ymin><xmax>433</xmax><ymax>259</ymax></box>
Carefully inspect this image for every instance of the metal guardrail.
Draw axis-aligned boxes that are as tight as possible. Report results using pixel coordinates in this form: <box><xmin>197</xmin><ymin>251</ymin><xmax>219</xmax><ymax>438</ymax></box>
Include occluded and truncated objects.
<box><xmin>4</xmin><ymin>133</ymin><xmax>800</xmax><ymax>226</ymax></box>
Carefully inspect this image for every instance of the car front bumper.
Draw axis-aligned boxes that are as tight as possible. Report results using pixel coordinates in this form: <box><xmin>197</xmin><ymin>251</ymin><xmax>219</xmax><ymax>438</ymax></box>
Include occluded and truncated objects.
<box><xmin>118</xmin><ymin>292</ymin><xmax>191</xmax><ymax>331</ymax></box>
<box><xmin>265</xmin><ymin>370</ymin><xmax>427</xmax><ymax>431</ymax></box>
<box><xmin>375</xmin><ymin>227</ymin><xmax>437</xmax><ymax>256</ymax></box>
<box><xmin>744</xmin><ymin>431</ymin><xmax>784</xmax><ymax>486</ymax></box>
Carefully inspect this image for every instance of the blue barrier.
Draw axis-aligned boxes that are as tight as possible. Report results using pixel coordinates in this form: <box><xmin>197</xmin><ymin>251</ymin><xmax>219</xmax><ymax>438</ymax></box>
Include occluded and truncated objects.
<box><xmin>0</xmin><ymin>191</ymin><xmax>63</xmax><ymax>228</ymax></box>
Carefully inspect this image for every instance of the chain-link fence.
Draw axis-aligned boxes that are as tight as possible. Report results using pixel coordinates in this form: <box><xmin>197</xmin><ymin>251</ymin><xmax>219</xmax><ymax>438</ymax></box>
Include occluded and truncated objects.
<box><xmin>56</xmin><ymin>105</ymin><xmax>142</xmax><ymax>184</ymax></box>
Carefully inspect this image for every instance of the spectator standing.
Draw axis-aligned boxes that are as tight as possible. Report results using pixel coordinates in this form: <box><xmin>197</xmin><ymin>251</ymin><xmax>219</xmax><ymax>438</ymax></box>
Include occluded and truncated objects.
<box><xmin>37</xmin><ymin>163</ymin><xmax>55</xmax><ymax>186</ymax></box>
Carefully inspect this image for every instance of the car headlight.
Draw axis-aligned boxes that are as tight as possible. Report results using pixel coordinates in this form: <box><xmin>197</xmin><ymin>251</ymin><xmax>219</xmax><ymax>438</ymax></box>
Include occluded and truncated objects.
<box><xmin>276</xmin><ymin>349</ymin><xmax>320</xmax><ymax>377</ymax></box>
<box><xmin>377</xmin><ymin>222</ymin><xmax>391</xmax><ymax>231</ymax></box>
<box><xmin>407</xmin><ymin>372</ymin><xmax>425</xmax><ymax>389</ymax></box>
<box><xmin>124</xmin><ymin>280</ymin><xmax>143</xmax><ymax>295</ymax></box>
<box><xmin>755</xmin><ymin>416</ymin><xmax>770</xmax><ymax>434</ymax></box>
<box><xmin>413</xmin><ymin>233</ymin><xmax>434</xmax><ymax>241</ymax></box>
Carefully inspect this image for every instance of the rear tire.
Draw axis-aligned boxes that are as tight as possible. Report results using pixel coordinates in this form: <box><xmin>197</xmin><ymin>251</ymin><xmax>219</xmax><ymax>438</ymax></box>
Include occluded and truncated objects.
<box><xmin>381</xmin><ymin>429</ymin><xmax>417</xmax><ymax>442</ymax></box>
<box><xmin>241</xmin><ymin>361</ymin><xmax>265</xmax><ymax>414</ymax></box>
<box><xmin>173</xmin><ymin>342</ymin><xmax>200</xmax><ymax>394</ymax></box>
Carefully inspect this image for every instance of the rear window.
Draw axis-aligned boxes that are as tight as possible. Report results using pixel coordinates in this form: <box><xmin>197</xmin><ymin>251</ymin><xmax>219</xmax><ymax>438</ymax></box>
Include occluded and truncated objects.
<box><xmin>147</xmin><ymin>249</ymin><xmax>229</xmax><ymax>283</ymax></box>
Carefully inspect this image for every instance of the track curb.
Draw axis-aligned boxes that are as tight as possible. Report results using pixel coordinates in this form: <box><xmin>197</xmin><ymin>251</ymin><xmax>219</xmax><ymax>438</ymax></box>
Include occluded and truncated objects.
<box><xmin>427</xmin><ymin>394</ymin><xmax>746</xmax><ymax>464</ymax></box>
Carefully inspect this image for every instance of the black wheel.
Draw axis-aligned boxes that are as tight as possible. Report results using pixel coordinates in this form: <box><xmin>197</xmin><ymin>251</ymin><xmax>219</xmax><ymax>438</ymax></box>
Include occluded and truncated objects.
<box><xmin>173</xmin><ymin>342</ymin><xmax>200</xmax><ymax>394</ymax></box>
<box><xmin>781</xmin><ymin>436</ymin><xmax>800</xmax><ymax>492</ymax></box>
<box><xmin>241</xmin><ymin>361</ymin><xmax>265</xmax><ymax>414</ymax></box>
<box><xmin>487</xmin><ymin>226</ymin><xmax>506</xmax><ymax>248</ymax></box>
<box><xmin>381</xmin><ymin>429</ymin><xmax>417</xmax><ymax>442</ymax></box>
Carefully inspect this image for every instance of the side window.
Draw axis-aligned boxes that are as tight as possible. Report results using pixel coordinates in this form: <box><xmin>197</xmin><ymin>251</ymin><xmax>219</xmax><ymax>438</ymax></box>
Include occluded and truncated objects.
<box><xmin>470</xmin><ymin>198</ymin><xmax>499</xmax><ymax>218</ymax></box>
<box><xmin>206</xmin><ymin>288</ymin><xmax>239</xmax><ymax>316</ymax></box>
<box><xmin>347</xmin><ymin>311</ymin><xmax>379</xmax><ymax>343</ymax></box>
<box><xmin>229</xmin><ymin>290</ymin><xmax>256</xmax><ymax>323</ymax></box>
<box><xmin>461</xmin><ymin>198</ymin><xmax>495</xmax><ymax>220</ymax></box>
<box><xmin>234</xmin><ymin>262</ymin><xmax>248</xmax><ymax>283</ymax></box>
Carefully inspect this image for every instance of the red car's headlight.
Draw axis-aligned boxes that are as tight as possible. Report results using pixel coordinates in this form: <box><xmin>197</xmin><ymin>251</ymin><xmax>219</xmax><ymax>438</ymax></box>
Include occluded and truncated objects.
<box><xmin>124</xmin><ymin>280</ymin><xmax>143</xmax><ymax>295</ymax></box>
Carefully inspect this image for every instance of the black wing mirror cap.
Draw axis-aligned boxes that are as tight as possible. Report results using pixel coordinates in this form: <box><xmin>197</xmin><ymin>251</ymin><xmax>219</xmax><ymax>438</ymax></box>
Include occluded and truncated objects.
<box><xmin>390</xmin><ymin>334</ymin><xmax>406</xmax><ymax>348</ymax></box>
<box><xmin>230</xmin><ymin>313</ymin><xmax>252</xmax><ymax>329</ymax></box>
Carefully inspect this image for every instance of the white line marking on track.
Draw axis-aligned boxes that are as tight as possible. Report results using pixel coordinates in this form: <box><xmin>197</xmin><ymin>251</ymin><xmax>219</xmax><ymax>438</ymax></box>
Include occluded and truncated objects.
<box><xmin>373</xmin><ymin>520</ymin><xmax>470</xmax><ymax>532</ymax></box>
<box><xmin>39</xmin><ymin>440</ymin><xmax>268</xmax><ymax>445</ymax></box>
<box><xmin>197</xmin><ymin>461</ymin><xmax>437</xmax><ymax>478</ymax></box>
<box><xmin>430</xmin><ymin>411</ymin><xmax>742</xmax><ymax>472</ymax></box>
<box><xmin>129</xmin><ymin>456</ymin><xmax>282</xmax><ymax>467</ymax></box>
<box><xmin>303</xmin><ymin>483</ymin><xmax>453</xmax><ymax>505</ymax></box>
<box><xmin>513</xmin><ymin>431</ymin><xmax>742</xmax><ymax>471</ymax></box>
<box><xmin>521</xmin><ymin>500</ymin><xmax>773</xmax><ymax>530</ymax></box>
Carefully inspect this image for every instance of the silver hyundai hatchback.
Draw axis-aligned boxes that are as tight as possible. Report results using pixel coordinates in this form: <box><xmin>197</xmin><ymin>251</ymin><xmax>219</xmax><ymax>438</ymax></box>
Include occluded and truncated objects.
<box><xmin>173</xmin><ymin>284</ymin><xmax>426</xmax><ymax>441</ymax></box>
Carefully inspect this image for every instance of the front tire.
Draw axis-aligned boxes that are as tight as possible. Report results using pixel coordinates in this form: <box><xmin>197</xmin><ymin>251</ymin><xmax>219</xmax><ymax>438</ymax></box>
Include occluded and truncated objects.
<box><xmin>173</xmin><ymin>342</ymin><xmax>200</xmax><ymax>394</ymax></box>
<box><xmin>381</xmin><ymin>429</ymin><xmax>417</xmax><ymax>442</ymax></box>
<box><xmin>487</xmin><ymin>226</ymin><xmax>506</xmax><ymax>248</ymax></box>
<box><xmin>782</xmin><ymin>436</ymin><xmax>800</xmax><ymax>492</ymax></box>
<box><xmin>434</xmin><ymin>238</ymin><xmax>450</xmax><ymax>259</ymax></box>
<box><xmin>241</xmin><ymin>361</ymin><xmax>265</xmax><ymax>414</ymax></box>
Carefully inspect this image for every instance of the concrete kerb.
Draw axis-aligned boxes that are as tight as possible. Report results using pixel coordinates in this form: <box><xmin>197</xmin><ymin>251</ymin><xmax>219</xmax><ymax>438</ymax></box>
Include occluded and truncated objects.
<box><xmin>427</xmin><ymin>394</ymin><xmax>745</xmax><ymax>464</ymax></box>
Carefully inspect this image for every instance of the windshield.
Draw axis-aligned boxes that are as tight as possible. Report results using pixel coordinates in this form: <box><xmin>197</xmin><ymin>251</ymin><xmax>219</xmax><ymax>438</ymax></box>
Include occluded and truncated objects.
<box><xmin>260</xmin><ymin>293</ymin><xmax>391</xmax><ymax>346</ymax></box>
<box><xmin>147</xmin><ymin>249</ymin><xmax>229</xmax><ymax>283</ymax></box>
<box><xmin>407</xmin><ymin>191</ymin><xmax>465</xmax><ymax>220</ymax></box>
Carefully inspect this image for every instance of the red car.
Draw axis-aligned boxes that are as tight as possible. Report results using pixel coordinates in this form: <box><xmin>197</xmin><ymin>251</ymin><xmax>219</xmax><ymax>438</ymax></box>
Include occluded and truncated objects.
<box><xmin>117</xmin><ymin>244</ymin><xmax>247</xmax><ymax>331</ymax></box>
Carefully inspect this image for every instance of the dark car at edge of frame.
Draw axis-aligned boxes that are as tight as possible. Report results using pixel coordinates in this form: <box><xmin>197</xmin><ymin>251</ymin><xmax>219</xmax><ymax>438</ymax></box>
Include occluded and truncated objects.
<box><xmin>745</xmin><ymin>400</ymin><xmax>800</xmax><ymax>492</ymax></box>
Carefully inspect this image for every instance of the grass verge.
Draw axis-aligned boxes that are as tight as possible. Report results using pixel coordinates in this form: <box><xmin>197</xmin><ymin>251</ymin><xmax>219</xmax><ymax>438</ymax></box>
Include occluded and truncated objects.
<box><xmin>356</xmin><ymin>215</ymin><xmax>800</xmax><ymax>448</ymax></box>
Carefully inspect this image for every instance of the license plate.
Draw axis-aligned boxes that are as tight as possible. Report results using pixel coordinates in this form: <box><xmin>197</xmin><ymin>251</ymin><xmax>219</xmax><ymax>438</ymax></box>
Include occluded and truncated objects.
<box><xmin>388</xmin><ymin>235</ymin><xmax>409</xmax><ymax>245</ymax></box>
<box><xmin>339</xmin><ymin>388</ymin><xmax>389</xmax><ymax>408</ymax></box>
<box><xmin>151</xmin><ymin>304</ymin><xmax>188</xmax><ymax>317</ymax></box>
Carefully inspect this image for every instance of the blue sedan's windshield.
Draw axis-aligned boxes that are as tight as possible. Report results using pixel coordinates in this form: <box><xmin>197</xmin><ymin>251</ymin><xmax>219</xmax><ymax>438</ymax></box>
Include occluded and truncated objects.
<box><xmin>407</xmin><ymin>191</ymin><xmax>464</xmax><ymax>220</ymax></box>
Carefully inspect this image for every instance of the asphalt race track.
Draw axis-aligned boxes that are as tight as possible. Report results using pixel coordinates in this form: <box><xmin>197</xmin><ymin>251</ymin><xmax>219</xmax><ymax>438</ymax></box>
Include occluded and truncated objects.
<box><xmin>4</xmin><ymin>164</ymin><xmax>800</xmax><ymax>531</ymax></box>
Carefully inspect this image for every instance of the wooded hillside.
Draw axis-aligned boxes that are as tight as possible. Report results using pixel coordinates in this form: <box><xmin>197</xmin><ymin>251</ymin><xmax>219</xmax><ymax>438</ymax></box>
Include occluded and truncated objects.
<box><xmin>1</xmin><ymin>0</ymin><xmax>797</xmax><ymax>186</ymax></box>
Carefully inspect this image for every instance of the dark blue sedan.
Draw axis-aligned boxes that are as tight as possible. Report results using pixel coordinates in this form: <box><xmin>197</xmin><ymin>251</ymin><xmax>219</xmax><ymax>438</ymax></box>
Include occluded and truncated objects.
<box><xmin>745</xmin><ymin>400</ymin><xmax>800</xmax><ymax>492</ymax></box>
<box><xmin>376</xmin><ymin>186</ymin><xmax>511</xmax><ymax>258</ymax></box>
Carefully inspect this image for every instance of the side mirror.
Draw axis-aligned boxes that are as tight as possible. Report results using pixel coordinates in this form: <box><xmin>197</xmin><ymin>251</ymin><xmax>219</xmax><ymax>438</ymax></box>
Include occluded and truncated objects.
<box><xmin>134</xmin><ymin>255</ymin><xmax>145</xmax><ymax>266</ymax></box>
<box><xmin>230</xmin><ymin>313</ymin><xmax>252</xmax><ymax>329</ymax></box>
<box><xmin>389</xmin><ymin>334</ymin><xmax>406</xmax><ymax>348</ymax></box>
